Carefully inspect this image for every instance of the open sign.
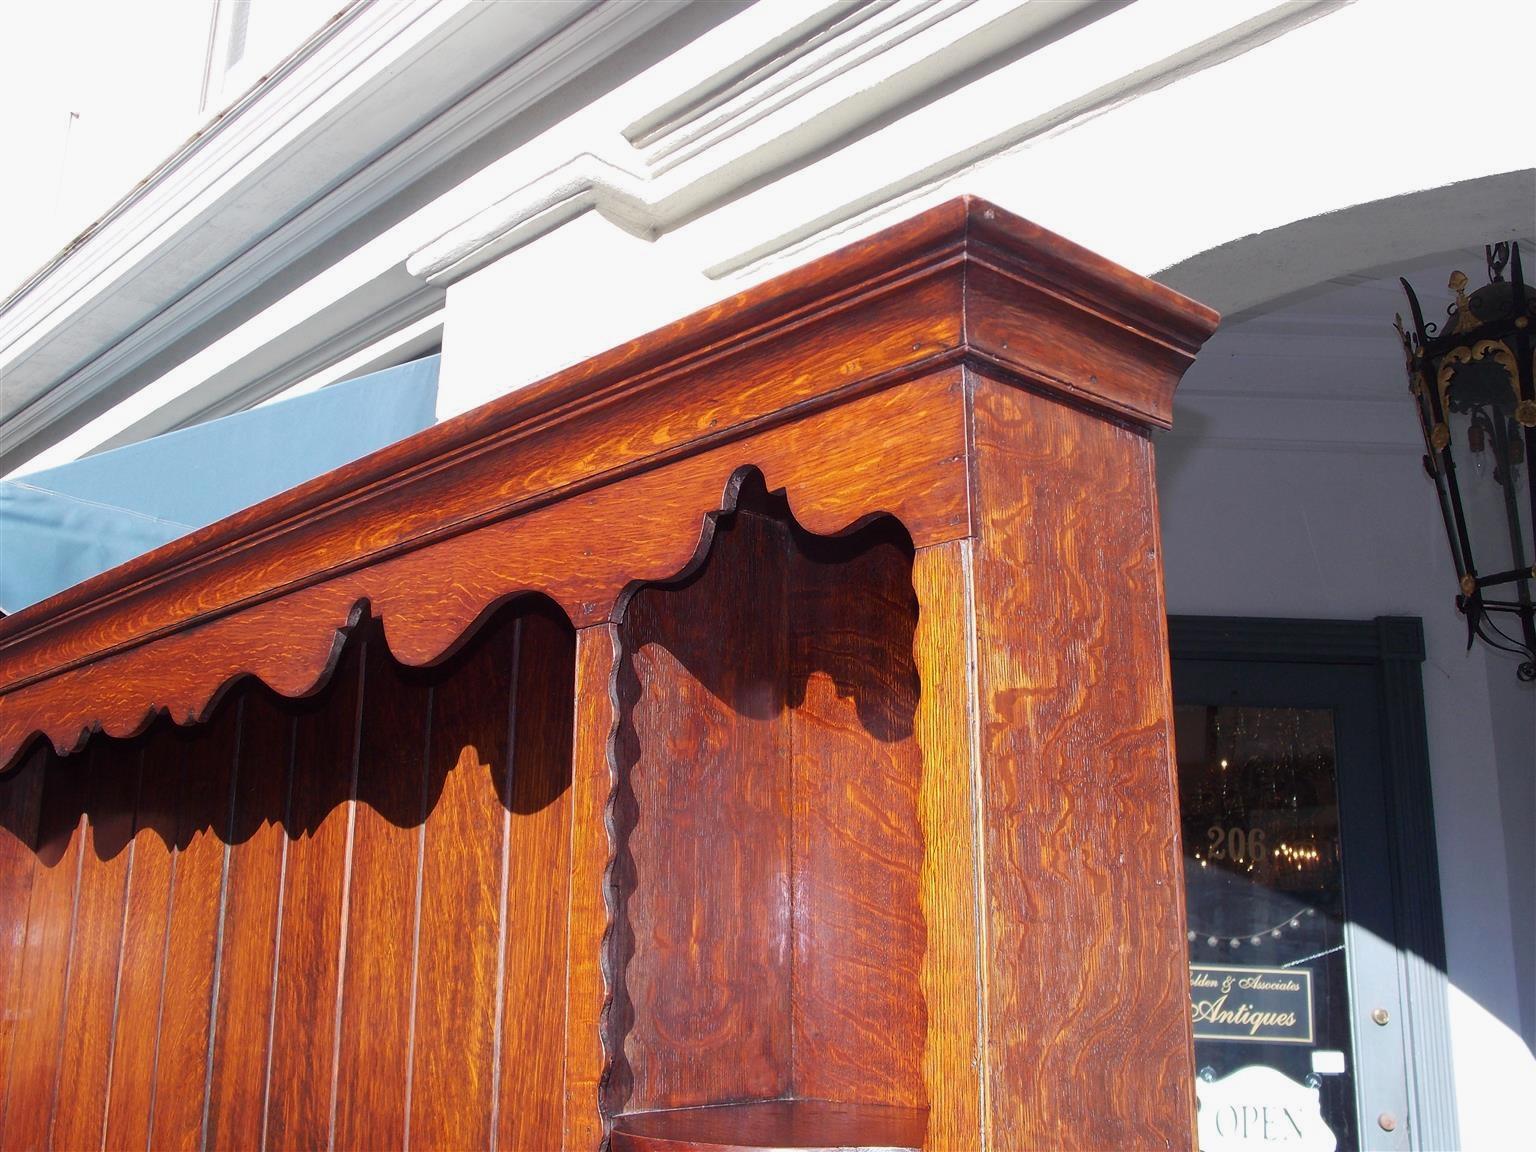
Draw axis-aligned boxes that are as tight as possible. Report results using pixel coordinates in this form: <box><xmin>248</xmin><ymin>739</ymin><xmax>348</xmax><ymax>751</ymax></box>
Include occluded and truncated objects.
<box><xmin>1196</xmin><ymin>1065</ymin><xmax>1337</xmax><ymax>1152</ymax></box>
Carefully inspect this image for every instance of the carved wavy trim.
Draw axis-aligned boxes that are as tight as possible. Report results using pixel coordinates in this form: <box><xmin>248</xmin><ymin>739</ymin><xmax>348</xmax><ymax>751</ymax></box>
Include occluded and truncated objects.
<box><xmin>6</xmin><ymin>199</ymin><xmax>1212</xmax><ymax>692</ymax></box>
<box><xmin>596</xmin><ymin>619</ymin><xmax>626</xmax><ymax>1143</ymax></box>
<box><xmin>0</xmin><ymin>198</ymin><xmax>1218</xmax><ymax>776</ymax></box>
<box><xmin>0</xmin><ymin>373</ymin><xmax>971</xmax><ymax>774</ymax></box>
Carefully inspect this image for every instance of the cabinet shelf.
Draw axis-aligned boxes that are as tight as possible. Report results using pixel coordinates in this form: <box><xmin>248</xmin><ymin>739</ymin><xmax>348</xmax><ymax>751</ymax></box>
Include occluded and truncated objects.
<box><xmin>610</xmin><ymin>1100</ymin><xmax>927</xmax><ymax>1152</ymax></box>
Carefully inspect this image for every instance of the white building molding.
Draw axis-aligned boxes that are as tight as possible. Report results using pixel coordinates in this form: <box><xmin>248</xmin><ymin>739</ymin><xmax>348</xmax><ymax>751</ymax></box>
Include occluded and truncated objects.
<box><xmin>621</xmin><ymin>0</ymin><xmax>890</xmax><ymax>153</ymax></box>
<box><xmin>406</xmin><ymin>153</ymin><xmax>657</xmax><ymax>286</ymax></box>
<box><xmin>406</xmin><ymin>0</ymin><xmax>1346</xmax><ymax>292</ymax></box>
<box><xmin>407</xmin><ymin>0</ymin><xmax>1111</xmax><ymax>287</ymax></box>
<box><xmin>702</xmin><ymin>0</ymin><xmax>1345</xmax><ymax>281</ymax></box>
<box><xmin>0</xmin><ymin>0</ymin><xmax>688</xmax><ymax>468</ymax></box>
<box><xmin>625</xmin><ymin>0</ymin><xmax>1069</xmax><ymax>177</ymax></box>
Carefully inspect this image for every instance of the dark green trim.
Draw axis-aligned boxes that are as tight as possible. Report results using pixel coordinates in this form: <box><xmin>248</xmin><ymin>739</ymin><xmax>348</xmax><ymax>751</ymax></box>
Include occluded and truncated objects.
<box><xmin>1373</xmin><ymin>619</ymin><xmax>1457</xmax><ymax>1149</ymax></box>
<box><xmin>1167</xmin><ymin>614</ymin><xmax>1422</xmax><ymax>665</ymax></box>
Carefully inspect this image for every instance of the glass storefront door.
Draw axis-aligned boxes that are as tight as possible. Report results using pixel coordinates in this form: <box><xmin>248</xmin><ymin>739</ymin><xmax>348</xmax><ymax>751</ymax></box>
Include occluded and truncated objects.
<box><xmin>1177</xmin><ymin>705</ymin><xmax>1362</xmax><ymax>1149</ymax></box>
<box><xmin>1173</xmin><ymin>648</ymin><xmax>1422</xmax><ymax>1152</ymax></box>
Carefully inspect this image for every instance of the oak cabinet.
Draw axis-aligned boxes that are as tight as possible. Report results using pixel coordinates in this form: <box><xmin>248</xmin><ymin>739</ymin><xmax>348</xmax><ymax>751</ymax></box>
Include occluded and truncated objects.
<box><xmin>0</xmin><ymin>199</ymin><xmax>1218</xmax><ymax>1150</ymax></box>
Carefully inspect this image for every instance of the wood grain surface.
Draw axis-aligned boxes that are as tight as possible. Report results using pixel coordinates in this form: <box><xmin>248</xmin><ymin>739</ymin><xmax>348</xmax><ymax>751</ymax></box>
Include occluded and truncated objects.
<box><xmin>609</xmin><ymin>1098</ymin><xmax>927</xmax><ymax>1152</ymax></box>
<box><xmin>331</xmin><ymin>625</ymin><xmax>431</xmax><ymax>1151</ymax></box>
<box><xmin>604</xmin><ymin>486</ymin><xmax>926</xmax><ymax>1123</ymax></box>
<box><xmin>787</xmin><ymin>516</ymin><xmax>924</xmax><ymax>1109</ymax></box>
<box><xmin>151</xmin><ymin>704</ymin><xmax>239</xmax><ymax>1152</ymax></box>
<box><xmin>966</xmin><ymin>369</ymin><xmax>1195</xmax><ymax>1149</ymax></box>
<box><xmin>102</xmin><ymin>727</ymin><xmax>177</xmax><ymax>1152</ymax></box>
<box><xmin>408</xmin><ymin>611</ymin><xmax>513</xmax><ymax>1150</ymax></box>
<box><xmin>263</xmin><ymin>640</ymin><xmax>362</xmax><ymax>1151</ymax></box>
<box><xmin>50</xmin><ymin>741</ymin><xmax>137</xmax><ymax>1152</ymax></box>
<box><xmin>498</xmin><ymin>607</ymin><xmax>577</xmax><ymax>1152</ymax></box>
<box><xmin>0</xmin><ymin>747</ymin><xmax>44</xmax><ymax>1126</ymax></box>
<box><xmin>203</xmin><ymin>686</ymin><xmax>290</xmax><ymax>1152</ymax></box>
<box><xmin>0</xmin><ymin>748</ymin><xmax>84</xmax><ymax>1151</ymax></box>
<box><xmin>0</xmin><ymin>597</ymin><xmax>581</xmax><ymax>1151</ymax></box>
<box><xmin>615</xmin><ymin>509</ymin><xmax>796</xmax><ymax>1113</ymax></box>
<box><xmin>911</xmin><ymin>541</ymin><xmax>985</xmax><ymax>1148</ymax></box>
<box><xmin>566</xmin><ymin>624</ymin><xmax>622</xmax><ymax>1152</ymax></box>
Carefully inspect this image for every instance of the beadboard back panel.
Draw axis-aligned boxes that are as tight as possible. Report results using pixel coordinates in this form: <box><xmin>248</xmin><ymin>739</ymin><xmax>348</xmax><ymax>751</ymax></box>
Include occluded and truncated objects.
<box><xmin>0</xmin><ymin>600</ymin><xmax>575</xmax><ymax>1152</ymax></box>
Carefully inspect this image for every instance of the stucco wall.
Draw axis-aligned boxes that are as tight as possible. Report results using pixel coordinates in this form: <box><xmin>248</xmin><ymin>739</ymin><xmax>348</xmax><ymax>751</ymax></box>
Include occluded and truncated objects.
<box><xmin>1159</xmin><ymin>307</ymin><xmax>1536</xmax><ymax>1148</ymax></box>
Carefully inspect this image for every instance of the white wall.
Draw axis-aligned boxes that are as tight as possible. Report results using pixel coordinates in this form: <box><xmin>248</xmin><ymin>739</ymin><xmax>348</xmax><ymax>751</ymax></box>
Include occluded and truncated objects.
<box><xmin>1158</xmin><ymin>286</ymin><xmax>1535</xmax><ymax>1147</ymax></box>
<box><xmin>10</xmin><ymin>1</ymin><xmax>1533</xmax><ymax>463</ymax></box>
<box><xmin>0</xmin><ymin>1</ymin><xmax>210</xmax><ymax>295</ymax></box>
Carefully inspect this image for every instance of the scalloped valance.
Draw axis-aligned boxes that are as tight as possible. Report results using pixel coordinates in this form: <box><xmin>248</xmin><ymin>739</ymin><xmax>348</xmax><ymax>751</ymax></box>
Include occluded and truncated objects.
<box><xmin>0</xmin><ymin>198</ymin><xmax>1215</xmax><ymax>773</ymax></box>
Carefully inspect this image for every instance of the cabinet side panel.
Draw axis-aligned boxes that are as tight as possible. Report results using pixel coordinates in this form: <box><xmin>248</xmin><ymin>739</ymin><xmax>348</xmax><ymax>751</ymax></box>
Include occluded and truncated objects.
<box><xmin>789</xmin><ymin>528</ymin><xmax>924</xmax><ymax>1106</ymax></box>
<box><xmin>969</xmin><ymin>375</ymin><xmax>1193</xmax><ymax>1149</ymax></box>
<box><xmin>615</xmin><ymin>510</ymin><xmax>794</xmax><ymax>1112</ymax></box>
<box><xmin>499</xmin><ymin>609</ymin><xmax>576</xmax><ymax>1152</ymax></box>
<box><xmin>912</xmin><ymin>541</ymin><xmax>985</xmax><ymax>1149</ymax></box>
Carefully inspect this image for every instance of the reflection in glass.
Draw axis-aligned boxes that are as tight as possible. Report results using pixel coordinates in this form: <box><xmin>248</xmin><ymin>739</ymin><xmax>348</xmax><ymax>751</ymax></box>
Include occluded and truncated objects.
<box><xmin>1176</xmin><ymin>706</ymin><xmax>1358</xmax><ymax>1151</ymax></box>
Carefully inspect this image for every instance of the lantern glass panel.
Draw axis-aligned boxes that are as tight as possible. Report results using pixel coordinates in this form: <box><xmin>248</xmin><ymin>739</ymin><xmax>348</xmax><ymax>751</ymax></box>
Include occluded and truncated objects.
<box><xmin>1442</xmin><ymin>355</ymin><xmax>1533</xmax><ymax>586</ymax></box>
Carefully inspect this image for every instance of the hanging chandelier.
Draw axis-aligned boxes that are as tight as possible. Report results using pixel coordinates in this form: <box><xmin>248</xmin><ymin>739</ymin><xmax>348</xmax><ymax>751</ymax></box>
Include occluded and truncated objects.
<box><xmin>1397</xmin><ymin>242</ymin><xmax>1536</xmax><ymax>681</ymax></box>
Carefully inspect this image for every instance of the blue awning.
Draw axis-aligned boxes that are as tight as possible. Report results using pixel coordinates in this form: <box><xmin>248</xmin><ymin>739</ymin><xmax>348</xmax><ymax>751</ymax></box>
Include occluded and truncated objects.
<box><xmin>0</xmin><ymin>355</ymin><xmax>439</xmax><ymax>614</ymax></box>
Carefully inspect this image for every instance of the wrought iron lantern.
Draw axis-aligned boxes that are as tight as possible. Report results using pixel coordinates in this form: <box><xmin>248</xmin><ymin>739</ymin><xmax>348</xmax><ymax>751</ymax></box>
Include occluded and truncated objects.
<box><xmin>1397</xmin><ymin>243</ymin><xmax>1536</xmax><ymax>681</ymax></box>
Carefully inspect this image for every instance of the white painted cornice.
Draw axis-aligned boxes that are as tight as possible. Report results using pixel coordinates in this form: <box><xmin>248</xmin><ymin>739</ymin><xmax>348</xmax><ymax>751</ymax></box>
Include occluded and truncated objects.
<box><xmin>0</xmin><ymin>0</ymin><xmax>689</xmax><ymax>464</ymax></box>
<box><xmin>406</xmin><ymin>0</ymin><xmax>1347</xmax><ymax>290</ymax></box>
<box><xmin>408</xmin><ymin>153</ymin><xmax>659</xmax><ymax>285</ymax></box>
<box><xmin>701</xmin><ymin>0</ymin><xmax>1347</xmax><ymax>282</ymax></box>
<box><xmin>407</xmin><ymin>0</ymin><xmax>1108</xmax><ymax>287</ymax></box>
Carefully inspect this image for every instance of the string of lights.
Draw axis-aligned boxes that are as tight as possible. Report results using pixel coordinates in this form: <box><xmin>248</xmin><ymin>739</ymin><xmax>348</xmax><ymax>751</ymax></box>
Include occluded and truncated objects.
<box><xmin>1187</xmin><ymin>906</ymin><xmax>1319</xmax><ymax>951</ymax></box>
